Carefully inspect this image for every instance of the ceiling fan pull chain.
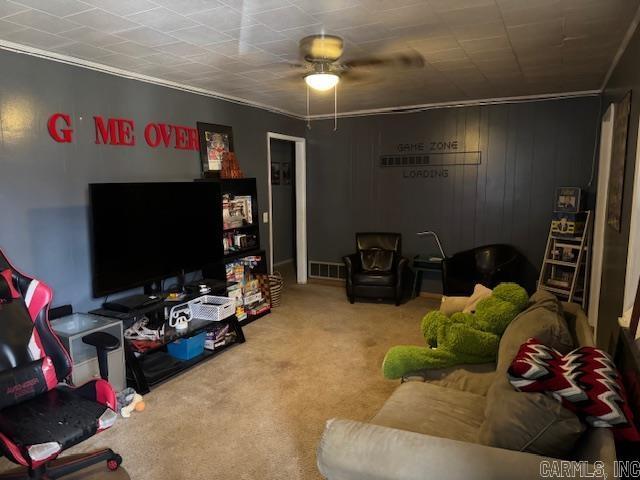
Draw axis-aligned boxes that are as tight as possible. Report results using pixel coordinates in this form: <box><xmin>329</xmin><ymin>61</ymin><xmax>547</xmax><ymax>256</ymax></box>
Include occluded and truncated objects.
<box><xmin>334</xmin><ymin>83</ymin><xmax>338</xmax><ymax>131</ymax></box>
<box><xmin>306</xmin><ymin>84</ymin><xmax>311</xmax><ymax>130</ymax></box>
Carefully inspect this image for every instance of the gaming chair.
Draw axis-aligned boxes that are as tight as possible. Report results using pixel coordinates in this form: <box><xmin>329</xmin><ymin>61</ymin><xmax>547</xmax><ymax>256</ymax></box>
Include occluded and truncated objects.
<box><xmin>0</xmin><ymin>249</ymin><xmax>122</xmax><ymax>479</ymax></box>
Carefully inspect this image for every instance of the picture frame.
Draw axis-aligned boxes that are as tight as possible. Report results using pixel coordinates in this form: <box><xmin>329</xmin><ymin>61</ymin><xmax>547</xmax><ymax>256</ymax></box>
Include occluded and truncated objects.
<box><xmin>282</xmin><ymin>162</ymin><xmax>291</xmax><ymax>185</ymax></box>
<box><xmin>197</xmin><ymin>122</ymin><xmax>234</xmax><ymax>178</ymax></box>
<box><xmin>554</xmin><ymin>187</ymin><xmax>581</xmax><ymax>213</ymax></box>
<box><xmin>271</xmin><ymin>162</ymin><xmax>281</xmax><ymax>185</ymax></box>
<box><xmin>607</xmin><ymin>90</ymin><xmax>632</xmax><ymax>231</ymax></box>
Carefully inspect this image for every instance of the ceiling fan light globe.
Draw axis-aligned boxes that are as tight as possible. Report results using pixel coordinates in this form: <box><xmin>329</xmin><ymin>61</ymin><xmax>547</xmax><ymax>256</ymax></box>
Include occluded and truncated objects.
<box><xmin>304</xmin><ymin>73</ymin><xmax>339</xmax><ymax>91</ymax></box>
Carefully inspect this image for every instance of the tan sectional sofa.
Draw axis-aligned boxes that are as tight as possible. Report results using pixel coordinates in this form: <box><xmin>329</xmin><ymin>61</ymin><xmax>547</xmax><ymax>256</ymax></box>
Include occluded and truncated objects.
<box><xmin>317</xmin><ymin>293</ymin><xmax>617</xmax><ymax>480</ymax></box>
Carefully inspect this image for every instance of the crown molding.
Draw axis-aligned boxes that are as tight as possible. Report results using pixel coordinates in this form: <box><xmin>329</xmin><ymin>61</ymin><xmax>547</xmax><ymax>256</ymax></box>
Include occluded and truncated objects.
<box><xmin>0</xmin><ymin>40</ymin><xmax>305</xmax><ymax>120</ymax></box>
<box><xmin>306</xmin><ymin>90</ymin><xmax>602</xmax><ymax>120</ymax></box>
<box><xmin>0</xmin><ymin>40</ymin><xmax>603</xmax><ymax>123</ymax></box>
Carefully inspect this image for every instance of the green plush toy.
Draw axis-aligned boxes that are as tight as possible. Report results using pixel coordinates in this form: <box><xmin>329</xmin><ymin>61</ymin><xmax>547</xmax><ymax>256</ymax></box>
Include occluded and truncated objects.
<box><xmin>382</xmin><ymin>283</ymin><xmax>529</xmax><ymax>379</ymax></box>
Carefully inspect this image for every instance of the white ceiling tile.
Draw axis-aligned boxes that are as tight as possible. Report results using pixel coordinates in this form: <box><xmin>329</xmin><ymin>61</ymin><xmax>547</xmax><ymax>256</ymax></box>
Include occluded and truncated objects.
<box><xmin>80</xmin><ymin>0</ymin><xmax>157</xmax><ymax>16</ymax></box>
<box><xmin>257</xmin><ymin>38</ymin><xmax>299</xmax><ymax>55</ymax></box>
<box><xmin>114</xmin><ymin>26</ymin><xmax>179</xmax><ymax>46</ymax></box>
<box><xmin>338</xmin><ymin>22</ymin><xmax>395</xmax><ymax>44</ymax></box>
<box><xmin>127</xmin><ymin>7</ymin><xmax>199</xmax><ymax>32</ymax></box>
<box><xmin>221</xmin><ymin>0</ymin><xmax>292</xmax><ymax>15</ymax></box>
<box><xmin>4</xmin><ymin>8</ymin><xmax>79</xmax><ymax>34</ymax></box>
<box><xmin>2</xmin><ymin>27</ymin><xmax>73</xmax><ymax>48</ymax></box>
<box><xmin>0</xmin><ymin>0</ymin><xmax>636</xmax><ymax>115</ymax></box>
<box><xmin>460</xmin><ymin>35</ymin><xmax>511</xmax><ymax>53</ymax></box>
<box><xmin>227</xmin><ymin>23</ymin><xmax>285</xmax><ymax>43</ymax></box>
<box><xmin>64</xmin><ymin>9</ymin><xmax>139</xmax><ymax>34</ymax></box>
<box><xmin>292</xmin><ymin>0</ymin><xmax>360</xmax><ymax>15</ymax></box>
<box><xmin>251</xmin><ymin>6</ymin><xmax>317</xmax><ymax>31</ymax></box>
<box><xmin>52</xmin><ymin>41</ymin><xmax>112</xmax><ymax>59</ymax></box>
<box><xmin>59</xmin><ymin>26</ymin><xmax>124</xmax><ymax>46</ymax></box>
<box><xmin>10</xmin><ymin>0</ymin><xmax>92</xmax><ymax>17</ymax></box>
<box><xmin>429</xmin><ymin>0</ymin><xmax>495</xmax><ymax>10</ymax></box>
<box><xmin>436</xmin><ymin>4</ymin><xmax>503</xmax><ymax>25</ymax></box>
<box><xmin>0</xmin><ymin>1</ymin><xmax>27</xmax><ymax>18</ymax></box>
<box><xmin>156</xmin><ymin>41</ymin><xmax>211</xmax><ymax>57</ymax></box>
<box><xmin>169</xmin><ymin>24</ymin><xmax>231</xmax><ymax>45</ymax></box>
<box><xmin>139</xmin><ymin>51</ymin><xmax>191</xmax><ymax>66</ymax></box>
<box><xmin>106</xmin><ymin>41</ymin><xmax>159</xmax><ymax>57</ymax></box>
<box><xmin>314</xmin><ymin>5</ymin><xmax>377</xmax><ymax>30</ymax></box>
<box><xmin>154</xmin><ymin>0</ymin><xmax>225</xmax><ymax>16</ymax></box>
<box><xmin>0</xmin><ymin>18</ymin><xmax>24</xmax><ymax>34</ymax></box>
<box><xmin>98</xmin><ymin>53</ymin><xmax>150</xmax><ymax>69</ymax></box>
<box><xmin>187</xmin><ymin>6</ymin><xmax>257</xmax><ymax>31</ymax></box>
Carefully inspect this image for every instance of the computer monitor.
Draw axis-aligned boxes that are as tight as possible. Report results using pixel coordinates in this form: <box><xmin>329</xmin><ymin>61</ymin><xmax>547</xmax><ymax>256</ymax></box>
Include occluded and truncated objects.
<box><xmin>89</xmin><ymin>182</ymin><xmax>223</xmax><ymax>297</ymax></box>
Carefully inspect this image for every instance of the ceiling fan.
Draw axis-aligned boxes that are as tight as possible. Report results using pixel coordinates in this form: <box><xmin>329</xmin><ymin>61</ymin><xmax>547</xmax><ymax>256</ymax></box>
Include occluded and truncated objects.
<box><xmin>290</xmin><ymin>34</ymin><xmax>426</xmax><ymax>92</ymax></box>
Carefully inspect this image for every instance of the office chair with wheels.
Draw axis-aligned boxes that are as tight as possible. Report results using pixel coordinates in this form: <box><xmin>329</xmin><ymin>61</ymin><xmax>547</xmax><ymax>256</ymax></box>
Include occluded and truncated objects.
<box><xmin>0</xmin><ymin>249</ymin><xmax>122</xmax><ymax>479</ymax></box>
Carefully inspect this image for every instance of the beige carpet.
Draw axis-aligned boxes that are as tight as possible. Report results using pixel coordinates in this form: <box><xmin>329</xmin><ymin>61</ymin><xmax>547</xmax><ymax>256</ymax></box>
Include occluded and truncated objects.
<box><xmin>0</xmin><ymin>281</ymin><xmax>438</xmax><ymax>480</ymax></box>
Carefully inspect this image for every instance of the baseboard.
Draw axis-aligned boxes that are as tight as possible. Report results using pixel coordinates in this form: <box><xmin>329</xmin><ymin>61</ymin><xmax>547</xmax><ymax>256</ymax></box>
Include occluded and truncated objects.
<box><xmin>308</xmin><ymin>278</ymin><xmax>345</xmax><ymax>287</ymax></box>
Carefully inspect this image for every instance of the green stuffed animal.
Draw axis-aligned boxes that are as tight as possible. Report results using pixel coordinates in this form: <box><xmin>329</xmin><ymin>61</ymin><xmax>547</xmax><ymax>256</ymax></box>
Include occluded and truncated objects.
<box><xmin>382</xmin><ymin>283</ymin><xmax>529</xmax><ymax>379</ymax></box>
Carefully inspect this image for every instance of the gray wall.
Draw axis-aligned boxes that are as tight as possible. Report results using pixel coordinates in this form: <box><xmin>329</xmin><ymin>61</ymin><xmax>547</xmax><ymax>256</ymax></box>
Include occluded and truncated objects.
<box><xmin>0</xmin><ymin>49</ymin><xmax>304</xmax><ymax>312</ymax></box>
<box><xmin>598</xmin><ymin>26</ymin><xmax>640</xmax><ymax>351</ymax></box>
<box><xmin>306</xmin><ymin>97</ymin><xmax>601</xmax><ymax>292</ymax></box>
<box><xmin>270</xmin><ymin>138</ymin><xmax>295</xmax><ymax>265</ymax></box>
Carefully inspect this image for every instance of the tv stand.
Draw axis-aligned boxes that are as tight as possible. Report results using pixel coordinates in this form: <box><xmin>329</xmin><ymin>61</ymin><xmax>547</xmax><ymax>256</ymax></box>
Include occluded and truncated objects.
<box><xmin>91</xmin><ymin>291</ymin><xmax>245</xmax><ymax>394</ymax></box>
<box><xmin>103</xmin><ymin>293</ymin><xmax>163</xmax><ymax>313</ymax></box>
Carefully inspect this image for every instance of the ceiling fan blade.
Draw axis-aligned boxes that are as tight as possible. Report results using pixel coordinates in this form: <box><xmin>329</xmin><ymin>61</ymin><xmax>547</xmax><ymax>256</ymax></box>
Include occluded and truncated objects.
<box><xmin>343</xmin><ymin>51</ymin><xmax>425</xmax><ymax>69</ymax></box>
<box><xmin>340</xmin><ymin>70</ymin><xmax>371</xmax><ymax>83</ymax></box>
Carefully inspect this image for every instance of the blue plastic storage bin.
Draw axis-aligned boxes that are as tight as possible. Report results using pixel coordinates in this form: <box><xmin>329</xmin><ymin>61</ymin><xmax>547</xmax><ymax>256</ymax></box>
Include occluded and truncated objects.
<box><xmin>167</xmin><ymin>332</ymin><xmax>206</xmax><ymax>360</ymax></box>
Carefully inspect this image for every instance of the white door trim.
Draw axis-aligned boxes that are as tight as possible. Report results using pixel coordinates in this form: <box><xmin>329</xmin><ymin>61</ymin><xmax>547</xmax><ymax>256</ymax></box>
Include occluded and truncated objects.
<box><xmin>267</xmin><ymin>132</ymin><xmax>307</xmax><ymax>284</ymax></box>
<box><xmin>589</xmin><ymin>104</ymin><xmax>615</xmax><ymax>333</ymax></box>
<box><xmin>624</xmin><ymin>120</ymin><xmax>640</xmax><ymax>312</ymax></box>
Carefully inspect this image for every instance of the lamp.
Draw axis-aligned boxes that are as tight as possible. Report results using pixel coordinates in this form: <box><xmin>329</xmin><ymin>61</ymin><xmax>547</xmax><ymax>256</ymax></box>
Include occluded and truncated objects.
<box><xmin>416</xmin><ymin>231</ymin><xmax>446</xmax><ymax>260</ymax></box>
<box><xmin>304</xmin><ymin>72</ymin><xmax>340</xmax><ymax>91</ymax></box>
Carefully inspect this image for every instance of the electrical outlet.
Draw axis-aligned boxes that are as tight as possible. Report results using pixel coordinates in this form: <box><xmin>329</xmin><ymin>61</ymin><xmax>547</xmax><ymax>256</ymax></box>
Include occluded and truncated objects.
<box><xmin>263</xmin><ymin>212</ymin><xmax>269</xmax><ymax>223</ymax></box>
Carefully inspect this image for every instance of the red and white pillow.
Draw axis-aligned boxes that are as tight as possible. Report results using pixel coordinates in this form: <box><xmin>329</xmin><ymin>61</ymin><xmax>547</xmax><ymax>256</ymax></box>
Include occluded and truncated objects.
<box><xmin>508</xmin><ymin>338</ymin><xmax>640</xmax><ymax>441</ymax></box>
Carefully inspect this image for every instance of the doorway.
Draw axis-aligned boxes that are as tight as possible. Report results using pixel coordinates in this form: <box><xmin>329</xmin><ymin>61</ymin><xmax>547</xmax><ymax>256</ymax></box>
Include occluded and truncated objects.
<box><xmin>267</xmin><ymin>133</ymin><xmax>307</xmax><ymax>284</ymax></box>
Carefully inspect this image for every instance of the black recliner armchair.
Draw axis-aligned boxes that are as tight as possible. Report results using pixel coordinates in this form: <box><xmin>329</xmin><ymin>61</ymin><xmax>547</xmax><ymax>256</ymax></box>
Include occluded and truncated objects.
<box><xmin>441</xmin><ymin>244</ymin><xmax>524</xmax><ymax>296</ymax></box>
<box><xmin>343</xmin><ymin>233</ymin><xmax>408</xmax><ymax>306</ymax></box>
<box><xmin>0</xmin><ymin>249</ymin><xmax>122</xmax><ymax>479</ymax></box>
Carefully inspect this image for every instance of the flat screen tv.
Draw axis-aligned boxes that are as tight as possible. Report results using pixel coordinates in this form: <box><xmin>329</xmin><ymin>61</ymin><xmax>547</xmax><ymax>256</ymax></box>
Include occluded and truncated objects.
<box><xmin>89</xmin><ymin>182</ymin><xmax>223</xmax><ymax>297</ymax></box>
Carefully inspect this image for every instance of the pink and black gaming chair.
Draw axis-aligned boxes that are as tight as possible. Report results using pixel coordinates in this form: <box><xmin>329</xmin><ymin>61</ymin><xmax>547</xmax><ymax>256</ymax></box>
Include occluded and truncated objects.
<box><xmin>0</xmin><ymin>249</ymin><xmax>122</xmax><ymax>479</ymax></box>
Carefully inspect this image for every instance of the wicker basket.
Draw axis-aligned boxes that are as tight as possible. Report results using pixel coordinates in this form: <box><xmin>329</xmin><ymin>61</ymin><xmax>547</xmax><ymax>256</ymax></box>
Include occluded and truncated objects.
<box><xmin>269</xmin><ymin>272</ymin><xmax>284</xmax><ymax>308</ymax></box>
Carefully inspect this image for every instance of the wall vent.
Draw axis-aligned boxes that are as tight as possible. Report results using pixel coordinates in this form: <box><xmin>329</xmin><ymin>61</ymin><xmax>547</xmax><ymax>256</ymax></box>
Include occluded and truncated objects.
<box><xmin>308</xmin><ymin>261</ymin><xmax>346</xmax><ymax>281</ymax></box>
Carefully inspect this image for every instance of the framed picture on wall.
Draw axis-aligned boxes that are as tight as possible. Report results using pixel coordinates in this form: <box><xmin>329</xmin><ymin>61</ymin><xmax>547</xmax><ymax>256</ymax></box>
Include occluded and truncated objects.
<box><xmin>197</xmin><ymin>122</ymin><xmax>234</xmax><ymax>178</ymax></box>
<box><xmin>271</xmin><ymin>162</ymin><xmax>281</xmax><ymax>185</ymax></box>
<box><xmin>607</xmin><ymin>90</ymin><xmax>632</xmax><ymax>231</ymax></box>
<box><xmin>282</xmin><ymin>162</ymin><xmax>291</xmax><ymax>185</ymax></box>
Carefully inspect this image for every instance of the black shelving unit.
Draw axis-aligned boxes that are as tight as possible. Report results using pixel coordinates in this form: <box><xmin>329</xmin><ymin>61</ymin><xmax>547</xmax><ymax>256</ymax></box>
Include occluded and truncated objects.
<box><xmin>92</xmin><ymin>294</ymin><xmax>245</xmax><ymax>394</ymax></box>
<box><xmin>202</xmin><ymin>178</ymin><xmax>271</xmax><ymax>325</ymax></box>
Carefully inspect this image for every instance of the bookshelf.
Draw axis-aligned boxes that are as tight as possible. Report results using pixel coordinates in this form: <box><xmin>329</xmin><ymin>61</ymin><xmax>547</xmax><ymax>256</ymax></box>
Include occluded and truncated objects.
<box><xmin>203</xmin><ymin>178</ymin><xmax>271</xmax><ymax>325</ymax></box>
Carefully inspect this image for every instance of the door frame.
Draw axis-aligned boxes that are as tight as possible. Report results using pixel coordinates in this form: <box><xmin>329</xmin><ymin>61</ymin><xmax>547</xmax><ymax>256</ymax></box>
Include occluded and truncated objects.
<box><xmin>589</xmin><ymin>104</ymin><xmax>615</xmax><ymax>334</ymax></box>
<box><xmin>267</xmin><ymin>132</ymin><xmax>307</xmax><ymax>284</ymax></box>
<box><xmin>624</xmin><ymin>120</ymin><xmax>640</xmax><ymax>312</ymax></box>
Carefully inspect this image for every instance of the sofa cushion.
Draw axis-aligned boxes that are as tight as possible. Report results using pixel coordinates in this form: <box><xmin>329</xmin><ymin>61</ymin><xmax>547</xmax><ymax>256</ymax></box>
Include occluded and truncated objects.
<box><xmin>353</xmin><ymin>272</ymin><xmax>395</xmax><ymax>287</ymax></box>
<box><xmin>496</xmin><ymin>290</ymin><xmax>574</xmax><ymax>373</ymax></box>
<box><xmin>405</xmin><ymin>363</ymin><xmax>497</xmax><ymax>397</ymax></box>
<box><xmin>370</xmin><ymin>381</ymin><xmax>485</xmax><ymax>443</ymax></box>
<box><xmin>479</xmin><ymin>372</ymin><xmax>585</xmax><ymax>457</ymax></box>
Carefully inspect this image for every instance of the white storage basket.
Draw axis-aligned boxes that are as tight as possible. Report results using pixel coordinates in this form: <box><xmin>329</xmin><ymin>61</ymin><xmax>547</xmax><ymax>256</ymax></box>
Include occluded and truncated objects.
<box><xmin>188</xmin><ymin>295</ymin><xmax>235</xmax><ymax>322</ymax></box>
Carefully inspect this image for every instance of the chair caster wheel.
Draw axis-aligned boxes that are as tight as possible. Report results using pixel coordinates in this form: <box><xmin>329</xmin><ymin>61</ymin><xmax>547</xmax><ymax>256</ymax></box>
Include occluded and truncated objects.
<box><xmin>107</xmin><ymin>454</ymin><xmax>122</xmax><ymax>471</ymax></box>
